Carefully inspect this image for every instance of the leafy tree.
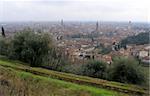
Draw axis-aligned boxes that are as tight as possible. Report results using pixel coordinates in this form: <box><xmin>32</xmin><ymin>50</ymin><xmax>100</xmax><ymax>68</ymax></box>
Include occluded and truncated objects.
<box><xmin>109</xmin><ymin>57</ymin><xmax>145</xmax><ymax>84</ymax></box>
<box><xmin>0</xmin><ymin>37</ymin><xmax>10</xmax><ymax>55</ymax></box>
<box><xmin>81</xmin><ymin>60</ymin><xmax>107</xmax><ymax>79</ymax></box>
<box><xmin>8</xmin><ymin>29</ymin><xmax>53</xmax><ymax>67</ymax></box>
<box><xmin>61</xmin><ymin>64</ymin><xmax>83</xmax><ymax>75</ymax></box>
<box><xmin>42</xmin><ymin>48</ymin><xmax>68</xmax><ymax>71</ymax></box>
<box><xmin>98</xmin><ymin>44</ymin><xmax>112</xmax><ymax>54</ymax></box>
<box><xmin>0</xmin><ymin>28</ymin><xmax>68</xmax><ymax>69</ymax></box>
<box><xmin>100</xmin><ymin>47</ymin><xmax>112</xmax><ymax>54</ymax></box>
<box><xmin>121</xmin><ymin>32</ymin><xmax>149</xmax><ymax>47</ymax></box>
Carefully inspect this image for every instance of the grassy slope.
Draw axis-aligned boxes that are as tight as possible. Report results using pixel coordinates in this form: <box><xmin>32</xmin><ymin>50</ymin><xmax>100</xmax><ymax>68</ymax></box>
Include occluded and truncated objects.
<box><xmin>0</xmin><ymin>62</ymin><xmax>126</xmax><ymax>96</ymax></box>
<box><xmin>0</xmin><ymin>66</ymin><xmax>125</xmax><ymax>96</ymax></box>
<box><xmin>0</xmin><ymin>58</ymin><xmax>149</xmax><ymax>96</ymax></box>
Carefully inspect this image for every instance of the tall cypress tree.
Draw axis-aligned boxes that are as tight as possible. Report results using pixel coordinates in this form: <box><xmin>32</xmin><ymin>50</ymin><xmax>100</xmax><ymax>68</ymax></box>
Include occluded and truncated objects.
<box><xmin>1</xmin><ymin>26</ymin><xmax>5</xmax><ymax>37</ymax></box>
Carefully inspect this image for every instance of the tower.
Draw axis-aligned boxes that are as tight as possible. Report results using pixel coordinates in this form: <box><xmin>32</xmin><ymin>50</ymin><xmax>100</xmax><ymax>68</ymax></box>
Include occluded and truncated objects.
<box><xmin>128</xmin><ymin>21</ymin><xmax>132</xmax><ymax>30</ymax></box>
<box><xmin>61</xmin><ymin>19</ymin><xmax>63</xmax><ymax>26</ymax></box>
<box><xmin>96</xmin><ymin>21</ymin><xmax>99</xmax><ymax>31</ymax></box>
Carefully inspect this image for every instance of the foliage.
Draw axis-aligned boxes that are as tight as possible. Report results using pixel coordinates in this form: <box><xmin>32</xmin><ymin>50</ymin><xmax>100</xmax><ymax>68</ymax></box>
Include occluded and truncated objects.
<box><xmin>81</xmin><ymin>60</ymin><xmax>107</xmax><ymax>79</ymax></box>
<box><xmin>109</xmin><ymin>57</ymin><xmax>146</xmax><ymax>85</ymax></box>
<box><xmin>121</xmin><ymin>32</ymin><xmax>149</xmax><ymax>47</ymax></box>
<box><xmin>7</xmin><ymin>29</ymin><xmax>53</xmax><ymax>67</ymax></box>
<box><xmin>42</xmin><ymin>48</ymin><xmax>68</xmax><ymax>71</ymax></box>
<box><xmin>0</xmin><ymin>65</ymin><xmax>125</xmax><ymax>96</ymax></box>
<box><xmin>100</xmin><ymin>47</ymin><xmax>112</xmax><ymax>54</ymax></box>
<box><xmin>0</xmin><ymin>58</ymin><xmax>147</xmax><ymax>95</ymax></box>
<box><xmin>61</xmin><ymin>64</ymin><xmax>83</xmax><ymax>75</ymax></box>
<box><xmin>0</xmin><ymin>38</ymin><xmax>10</xmax><ymax>55</ymax></box>
<box><xmin>70</xmin><ymin>33</ymin><xmax>99</xmax><ymax>39</ymax></box>
<box><xmin>0</xmin><ymin>28</ymin><xmax>68</xmax><ymax>69</ymax></box>
<box><xmin>97</xmin><ymin>44</ymin><xmax>112</xmax><ymax>54</ymax></box>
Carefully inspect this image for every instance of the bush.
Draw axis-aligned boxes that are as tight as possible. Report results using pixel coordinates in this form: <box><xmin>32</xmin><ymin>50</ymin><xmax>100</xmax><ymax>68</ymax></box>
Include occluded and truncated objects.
<box><xmin>109</xmin><ymin>57</ymin><xmax>146</xmax><ymax>85</ymax></box>
<box><xmin>121</xmin><ymin>32</ymin><xmax>149</xmax><ymax>47</ymax></box>
<box><xmin>81</xmin><ymin>60</ymin><xmax>107</xmax><ymax>79</ymax></box>
<box><xmin>0</xmin><ymin>37</ymin><xmax>11</xmax><ymax>56</ymax></box>
<box><xmin>0</xmin><ymin>28</ymin><xmax>68</xmax><ymax>70</ymax></box>
<box><xmin>8</xmin><ymin>29</ymin><xmax>53</xmax><ymax>67</ymax></box>
<box><xmin>61</xmin><ymin>64</ymin><xmax>83</xmax><ymax>75</ymax></box>
<box><xmin>42</xmin><ymin>48</ymin><xmax>68</xmax><ymax>71</ymax></box>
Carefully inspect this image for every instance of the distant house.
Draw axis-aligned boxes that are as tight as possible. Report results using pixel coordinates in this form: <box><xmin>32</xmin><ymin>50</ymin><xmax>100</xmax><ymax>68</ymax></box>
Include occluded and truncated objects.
<box><xmin>137</xmin><ymin>46</ymin><xmax>150</xmax><ymax>64</ymax></box>
<box><xmin>138</xmin><ymin>50</ymin><xmax>149</xmax><ymax>59</ymax></box>
<box><xmin>141</xmin><ymin>56</ymin><xmax>150</xmax><ymax>64</ymax></box>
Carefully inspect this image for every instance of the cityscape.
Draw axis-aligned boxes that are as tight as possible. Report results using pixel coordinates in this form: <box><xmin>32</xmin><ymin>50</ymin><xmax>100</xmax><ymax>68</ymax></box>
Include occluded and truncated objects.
<box><xmin>0</xmin><ymin>0</ymin><xmax>149</xmax><ymax>96</ymax></box>
<box><xmin>1</xmin><ymin>21</ymin><xmax>149</xmax><ymax>64</ymax></box>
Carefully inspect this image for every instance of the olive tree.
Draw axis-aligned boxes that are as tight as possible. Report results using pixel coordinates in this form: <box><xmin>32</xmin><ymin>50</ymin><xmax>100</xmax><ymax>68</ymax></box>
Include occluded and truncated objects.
<box><xmin>81</xmin><ymin>60</ymin><xmax>107</xmax><ymax>79</ymax></box>
<box><xmin>109</xmin><ymin>57</ymin><xmax>145</xmax><ymax>84</ymax></box>
<box><xmin>9</xmin><ymin>29</ymin><xmax>53</xmax><ymax>67</ymax></box>
<box><xmin>0</xmin><ymin>37</ymin><xmax>10</xmax><ymax>56</ymax></box>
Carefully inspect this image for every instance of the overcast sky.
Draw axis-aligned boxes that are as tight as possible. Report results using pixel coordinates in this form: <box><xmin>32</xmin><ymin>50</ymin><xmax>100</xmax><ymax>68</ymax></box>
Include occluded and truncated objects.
<box><xmin>0</xmin><ymin>0</ymin><xmax>149</xmax><ymax>22</ymax></box>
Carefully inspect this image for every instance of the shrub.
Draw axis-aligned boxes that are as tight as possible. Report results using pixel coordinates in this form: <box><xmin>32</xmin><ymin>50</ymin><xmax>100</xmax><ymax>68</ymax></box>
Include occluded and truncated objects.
<box><xmin>121</xmin><ymin>32</ymin><xmax>149</xmax><ymax>47</ymax></box>
<box><xmin>81</xmin><ymin>60</ymin><xmax>107</xmax><ymax>79</ymax></box>
<box><xmin>109</xmin><ymin>57</ymin><xmax>146</xmax><ymax>85</ymax></box>
<box><xmin>42</xmin><ymin>48</ymin><xmax>68</xmax><ymax>71</ymax></box>
<box><xmin>0</xmin><ymin>28</ymin><xmax>68</xmax><ymax>69</ymax></box>
<box><xmin>8</xmin><ymin>29</ymin><xmax>53</xmax><ymax>67</ymax></box>
<box><xmin>61</xmin><ymin>64</ymin><xmax>83</xmax><ymax>75</ymax></box>
<box><xmin>0</xmin><ymin>37</ymin><xmax>11</xmax><ymax>56</ymax></box>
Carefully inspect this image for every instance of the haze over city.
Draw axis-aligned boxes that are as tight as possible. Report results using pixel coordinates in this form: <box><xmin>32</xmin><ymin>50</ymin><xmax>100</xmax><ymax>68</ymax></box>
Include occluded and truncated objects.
<box><xmin>0</xmin><ymin>0</ymin><xmax>149</xmax><ymax>22</ymax></box>
<box><xmin>0</xmin><ymin>0</ymin><xmax>150</xmax><ymax>96</ymax></box>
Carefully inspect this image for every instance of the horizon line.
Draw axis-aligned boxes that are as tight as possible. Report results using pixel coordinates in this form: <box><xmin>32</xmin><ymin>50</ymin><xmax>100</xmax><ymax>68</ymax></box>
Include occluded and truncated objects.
<box><xmin>0</xmin><ymin>20</ymin><xmax>149</xmax><ymax>23</ymax></box>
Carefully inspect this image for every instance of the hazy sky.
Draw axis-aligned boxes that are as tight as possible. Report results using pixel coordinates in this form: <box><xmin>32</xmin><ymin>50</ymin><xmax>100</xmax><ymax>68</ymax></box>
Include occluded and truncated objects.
<box><xmin>0</xmin><ymin>0</ymin><xmax>149</xmax><ymax>22</ymax></box>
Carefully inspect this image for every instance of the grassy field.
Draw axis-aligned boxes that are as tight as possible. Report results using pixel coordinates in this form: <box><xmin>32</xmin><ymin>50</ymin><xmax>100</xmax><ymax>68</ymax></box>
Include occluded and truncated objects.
<box><xmin>0</xmin><ymin>66</ymin><xmax>127</xmax><ymax>96</ymax></box>
<box><xmin>0</xmin><ymin>57</ymin><xmax>149</xmax><ymax>96</ymax></box>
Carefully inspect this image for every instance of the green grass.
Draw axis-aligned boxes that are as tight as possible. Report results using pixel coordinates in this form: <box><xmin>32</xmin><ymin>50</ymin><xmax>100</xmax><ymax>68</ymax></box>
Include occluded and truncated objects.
<box><xmin>0</xmin><ymin>57</ymin><xmax>149</xmax><ymax>96</ymax></box>
<box><xmin>0</xmin><ymin>66</ymin><xmax>126</xmax><ymax>96</ymax></box>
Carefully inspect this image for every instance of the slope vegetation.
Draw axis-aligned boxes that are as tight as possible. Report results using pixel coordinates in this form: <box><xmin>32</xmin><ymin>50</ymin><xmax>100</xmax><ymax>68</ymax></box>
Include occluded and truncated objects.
<box><xmin>0</xmin><ymin>58</ymin><xmax>148</xmax><ymax>96</ymax></box>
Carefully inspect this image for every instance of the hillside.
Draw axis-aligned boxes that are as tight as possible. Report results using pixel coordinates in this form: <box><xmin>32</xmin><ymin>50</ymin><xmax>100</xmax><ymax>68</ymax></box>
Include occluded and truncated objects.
<box><xmin>121</xmin><ymin>32</ymin><xmax>149</xmax><ymax>46</ymax></box>
<box><xmin>0</xmin><ymin>58</ymin><xmax>149</xmax><ymax>96</ymax></box>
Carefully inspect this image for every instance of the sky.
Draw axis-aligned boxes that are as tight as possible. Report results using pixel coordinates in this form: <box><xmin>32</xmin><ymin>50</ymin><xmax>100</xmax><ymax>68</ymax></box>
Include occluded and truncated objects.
<box><xmin>0</xmin><ymin>0</ymin><xmax>149</xmax><ymax>22</ymax></box>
